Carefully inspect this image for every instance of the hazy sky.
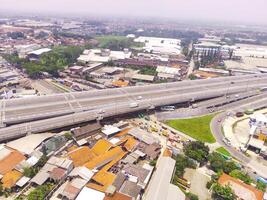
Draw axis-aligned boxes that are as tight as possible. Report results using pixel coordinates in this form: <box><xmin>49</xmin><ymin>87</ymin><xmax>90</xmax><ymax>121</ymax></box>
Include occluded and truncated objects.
<box><xmin>1</xmin><ymin>0</ymin><xmax>267</xmax><ymax>24</ymax></box>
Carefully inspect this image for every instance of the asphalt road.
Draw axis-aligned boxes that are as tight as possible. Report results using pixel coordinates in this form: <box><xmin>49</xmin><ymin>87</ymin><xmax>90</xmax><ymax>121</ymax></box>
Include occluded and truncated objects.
<box><xmin>210</xmin><ymin>113</ymin><xmax>250</xmax><ymax>163</ymax></box>
<box><xmin>210</xmin><ymin>110</ymin><xmax>267</xmax><ymax>179</ymax></box>
<box><xmin>2</xmin><ymin>74</ymin><xmax>267</xmax><ymax>125</ymax></box>
<box><xmin>0</xmin><ymin>74</ymin><xmax>267</xmax><ymax>141</ymax></box>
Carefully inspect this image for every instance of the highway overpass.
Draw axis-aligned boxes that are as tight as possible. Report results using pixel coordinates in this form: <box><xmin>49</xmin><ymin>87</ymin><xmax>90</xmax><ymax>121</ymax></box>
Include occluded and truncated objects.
<box><xmin>0</xmin><ymin>74</ymin><xmax>267</xmax><ymax>142</ymax></box>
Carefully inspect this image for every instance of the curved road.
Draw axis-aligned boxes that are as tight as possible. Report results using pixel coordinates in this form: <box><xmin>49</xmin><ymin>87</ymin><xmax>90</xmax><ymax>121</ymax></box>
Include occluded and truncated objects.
<box><xmin>210</xmin><ymin>113</ymin><xmax>250</xmax><ymax>163</ymax></box>
<box><xmin>210</xmin><ymin>113</ymin><xmax>267</xmax><ymax>179</ymax></box>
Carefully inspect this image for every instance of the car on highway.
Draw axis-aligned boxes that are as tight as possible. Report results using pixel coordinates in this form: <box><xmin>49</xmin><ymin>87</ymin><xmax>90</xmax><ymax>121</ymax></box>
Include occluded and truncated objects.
<box><xmin>161</xmin><ymin>106</ymin><xmax>175</xmax><ymax>111</ymax></box>
<box><xmin>97</xmin><ymin>109</ymin><xmax>105</xmax><ymax>114</ymax></box>
<box><xmin>236</xmin><ymin>112</ymin><xmax>244</xmax><ymax>117</ymax></box>
<box><xmin>223</xmin><ymin>138</ymin><xmax>231</xmax><ymax>146</ymax></box>
<box><xmin>244</xmin><ymin>109</ymin><xmax>254</xmax><ymax>115</ymax></box>
<box><xmin>209</xmin><ymin>109</ymin><xmax>214</xmax><ymax>113</ymax></box>
<box><xmin>129</xmin><ymin>102</ymin><xmax>139</xmax><ymax>108</ymax></box>
<box><xmin>137</xmin><ymin>96</ymin><xmax>143</xmax><ymax>100</ymax></box>
<box><xmin>192</xmin><ymin>103</ymin><xmax>198</xmax><ymax>109</ymax></box>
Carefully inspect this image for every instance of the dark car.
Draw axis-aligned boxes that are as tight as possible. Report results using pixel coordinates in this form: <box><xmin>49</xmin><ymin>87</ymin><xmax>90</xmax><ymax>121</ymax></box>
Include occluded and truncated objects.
<box><xmin>236</xmin><ymin>112</ymin><xmax>244</xmax><ymax>117</ymax></box>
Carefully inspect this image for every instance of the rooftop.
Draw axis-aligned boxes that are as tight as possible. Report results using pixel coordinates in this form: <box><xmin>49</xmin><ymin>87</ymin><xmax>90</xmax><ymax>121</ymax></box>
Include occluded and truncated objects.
<box><xmin>123</xmin><ymin>163</ymin><xmax>150</xmax><ymax>184</ymax></box>
<box><xmin>91</xmin><ymin>139</ymin><xmax>113</xmax><ymax>156</ymax></box>
<box><xmin>50</xmin><ymin>167</ymin><xmax>67</xmax><ymax>181</ymax></box>
<box><xmin>145</xmin><ymin>157</ymin><xmax>185</xmax><ymax>200</ymax></box>
<box><xmin>0</xmin><ymin>149</ymin><xmax>26</xmax><ymax>175</ymax></box>
<box><xmin>67</xmin><ymin>146</ymin><xmax>96</xmax><ymax>167</ymax></box>
<box><xmin>112</xmin><ymin>80</ymin><xmax>129</xmax><ymax>87</ymax></box>
<box><xmin>218</xmin><ymin>173</ymin><xmax>264</xmax><ymax>200</ymax></box>
<box><xmin>28</xmin><ymin>48</ymin><xmax>51</xmax><ymax>56</ymax></box>
<box><xmin>76</xmin><ymin>187</ymin><xmax>105</xmax><ymax>200</ymax></box>
<box><xmin>72</xmin><ymin>122</ymin><xmax>101</xmax><ymax>139</ymax></box>
<box><xmin>104</xmin><ymin>192</ymin><xmax>132</xmax><ymax>200</ymax></box>
<box><xmin>119</xmin><ymin>180</ymin><xmax>141</xmax><ymax>199</ymax></box>
<box><xmin>69</xmin><ymin>166</ymin><xmax>94</xmax><ymax>181</ymax></box>
<box><xmin>1</xmin><ymin>170</ymin><xmax>22</xmax><ymax>189</ymax></box>
<box><xmin>128</xmin><ymin>128</ymin><xmax>159</xmax><ymax>145</ymax></box>
<box><xmin>132</xmin><ymin>74</ymin><xmax>155</xmax><ymax>82</ymax></box>
<box><xmin>31</xmin><ymin>170</ymin><xmax>50</xmax><ymax>185</ymax></box>
<box><xmin>84</xmin><ymin>146</ymin><xmax>124</xmax><ymax>170</ymax></box>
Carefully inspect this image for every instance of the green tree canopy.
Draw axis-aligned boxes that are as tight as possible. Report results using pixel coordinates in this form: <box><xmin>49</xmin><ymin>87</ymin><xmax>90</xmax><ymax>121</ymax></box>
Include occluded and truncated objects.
<box><xmin>184</xmin><ymin>141</ymin><xmax>210</xmax><ymax>164</ymax></box>
<box><xmin>212</xmin><ymin>183</ymin><xmax>237</xmax><ymax>200</ymax></box>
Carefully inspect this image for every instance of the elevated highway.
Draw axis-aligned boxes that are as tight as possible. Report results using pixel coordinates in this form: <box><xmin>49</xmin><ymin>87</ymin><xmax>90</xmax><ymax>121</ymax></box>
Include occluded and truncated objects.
<box><xmin>0</xmin><ymin>74</ymin><xmax>267</xmax><ymax>142</ymax></box>
<box><xmin>2</xmin><ymin>74</ymin><xmax>267</xmax><ymax>125</ymax></box>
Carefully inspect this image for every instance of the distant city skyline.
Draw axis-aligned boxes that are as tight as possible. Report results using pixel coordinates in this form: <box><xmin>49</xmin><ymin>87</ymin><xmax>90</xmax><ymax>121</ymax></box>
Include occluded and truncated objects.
<box><xmin>0</xmin><ymin>0</ymin><xmax>267</xmax><ymax>25</ymax></box>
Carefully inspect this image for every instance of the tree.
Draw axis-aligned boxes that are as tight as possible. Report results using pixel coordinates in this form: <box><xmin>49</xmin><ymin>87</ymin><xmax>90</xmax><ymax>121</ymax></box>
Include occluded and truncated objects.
<box><xmin>5</xmin><ymin>46</ymin><xmax>84</xmax><ymax>78</ymax></box>
<box><xmin>189</xmin><ymin>74</ymin><xmax>197</xmax><ymax>80</ymax></box>
<box><xmin>0</xmin><ymin>184</ymin><xmax>3</xmax><ymax>196</ymax></box>
<box><xmin>36</xmin><ymin>155</ymin><xmax>48</xmax><ymax>167</ymax></box>
<box><xmin>186</xmin><ymin>192</ymin><xmax>199</xmax><ymax>200</ymax></box>
<box><xmin>173</xmin><ymin>154</ymin><xmax>197</xmax><ymax>178</ymax></box>
<box><xmin>229</xmin><ymin>170</ymin><xmax>253</xmax><ymax>185</ymax></box>
<box><xmin>27</xmin><ymin>184</ymin><xmax>52</xmax><ymax>200</ymax></box>
<box><xmin>222</xmin><ymin>161</ymin><xmax>238</xmax><ymax>174</ymax></box>
<box><xmin>256</xmin><ymin>181</ymin><xmax>267</xmax><ymax>192</ymax></box>
<box><xmin>208</xmin><ymin>152</ymin><xmax>238</xmax><ymax>174</ymax></box>
<box><xmin>23</xmin><ymin>167</ymin><xmax>38</xmax><ymax>178</ymax></box>
<box><xmin>64</xmin><ymin>132</ymin><xmax>73</xmax><ymax>140</ymax></box>
<box><xmin>149</xmin><ymin>160</ymin><xmax>157</xmax><ymax>167</ymax></box>
<box><xmin>184</xmin><ymin>141</ymin><xmax>210</xmax><ymax>164</ymax></box>
<box><xmin>212</xmin><ymin>183</ymin><xmax>237</xmax><ymax>200</ymax></box>
<box><xmin>208</xmin><ymin>152</ymin><xmax>225</xmax><ymax>172</ymax></box>
<box><xmin>182</xmin><ymin>47</ymin><xmax>189</xmax><ymax>56</ymax></box>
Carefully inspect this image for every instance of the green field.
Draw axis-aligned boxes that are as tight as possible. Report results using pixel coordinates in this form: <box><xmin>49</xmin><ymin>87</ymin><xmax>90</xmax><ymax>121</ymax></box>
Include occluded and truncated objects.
<box><xmin>95</xmin><ymin>35</ymin><xmax>144</xmax><ymax>49</ymax></box>
<box><xmin>215</xmin><ymin>147</ymin><xmax>231</xmax><ymax>157</ymax></box>
<box><xmin>95</xmin><ymin>35</ymin><xmax>128</xmax><ymax>47</ymax></box>
<box><xmin>165</xmin><ymin>114</ymin><xmax>216</xmax><ymax>143</ymax></box>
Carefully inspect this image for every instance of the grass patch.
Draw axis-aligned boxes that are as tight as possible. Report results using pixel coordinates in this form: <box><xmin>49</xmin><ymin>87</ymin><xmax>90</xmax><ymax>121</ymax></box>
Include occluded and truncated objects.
<box><xmin>215</xmin><ymin>147</ymin><xmax>231</xmax><ymax>157</ymax></box>
<box><xmin>95</xmin><ymin>35</ymin><xmax>144</xmax><ymax>49</ymax></box>
<box><xmin>165</xmin><ymin>114</ymin><xmax>216</xmax><ymax>143</ymax></box>
<box><xmin>96</xmin><ymin>35</ymin><xmax>128</xmax><ymax>47</ymax></box>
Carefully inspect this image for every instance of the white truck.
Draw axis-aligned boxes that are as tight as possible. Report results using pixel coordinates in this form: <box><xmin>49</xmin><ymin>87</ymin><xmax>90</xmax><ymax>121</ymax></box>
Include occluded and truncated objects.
<box><xmin>192</xmin><ymin>103</ymin><xmax>198</xmax><ymax>109</ymax></box>
<box><xmin>129</xmin><ymin>102</ymin><xmax>139</xmax><ymax>108</ymax></box>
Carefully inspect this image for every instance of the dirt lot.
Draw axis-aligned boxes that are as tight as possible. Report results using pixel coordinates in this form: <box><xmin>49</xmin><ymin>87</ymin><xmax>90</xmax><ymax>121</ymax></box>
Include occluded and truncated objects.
<box><xmin>184</xmin><ymin>168</ymin><xmax>212</xmax><ymax>200</ymax></box>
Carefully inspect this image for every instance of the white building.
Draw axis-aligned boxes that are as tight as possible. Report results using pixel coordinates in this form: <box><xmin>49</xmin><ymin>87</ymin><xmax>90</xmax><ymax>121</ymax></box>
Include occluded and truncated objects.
<box><xmin>233</xmin><ymin>46</ymin><xmax>267</xmax><ymax>58</ymax></box>
<box><xmin>145</xmin><ymin>157</ymin><xmax>186</xmax><ymax>200</ymax></box>
<box><xmin>134</xmin><ymin>36</ymin><xmax>181</xmax><ymax>55</ymax></box>
<box><xmin>77</xmin><ymin>49</ymin><xmax>132</xmax><ymax>64</ymax></box>
<box><xmin>193</xmin><ymin>42</ymin><xmax>221</xmax><ymax>56</ymax></box>
<box><xmin>156</xmin><ymin>66</ymin><xmax>180</xmax><ymax>79</ymax></box>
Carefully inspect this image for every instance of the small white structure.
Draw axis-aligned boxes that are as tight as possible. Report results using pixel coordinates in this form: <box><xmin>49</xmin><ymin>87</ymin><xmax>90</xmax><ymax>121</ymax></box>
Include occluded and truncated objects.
<box><xmin>76</xmin><ymin>187</ymin><xmax>105</xmax><ymax>200</ymax></box>
<box><xmin>102</xmin><ymin>125</ymin><xmax>121</xmax><ymax>137</ymax></box>
<box><xmin>16</xmin><ymin>176</ymin><xmax>30</xmax><ymax>188</ymax></box>
<box><xmin>27</xmin><ymin>48</ymin><xmax>51</xmax><ymax>58</ymax></box>
<box><xmin>69</xmin><ymin>166</ymin><xmax>94</xmax><ymax>181</ymax></box>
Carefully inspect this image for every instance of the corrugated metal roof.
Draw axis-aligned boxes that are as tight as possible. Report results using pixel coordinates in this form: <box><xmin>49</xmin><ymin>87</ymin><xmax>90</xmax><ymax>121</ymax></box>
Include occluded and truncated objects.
<box><xmin>2</xmin><ymin>170</ymin><xmax>22</xmax><ymax>189</ymax></box>
<box><xmin>0</xmin><ymin>150</ymin><xmax>26</xmax><ymax>175</ymax></box>
<box><xmin>145</xmin><ymin>157</ymin><xmax>185</xmax><ymax>200</ymax></box>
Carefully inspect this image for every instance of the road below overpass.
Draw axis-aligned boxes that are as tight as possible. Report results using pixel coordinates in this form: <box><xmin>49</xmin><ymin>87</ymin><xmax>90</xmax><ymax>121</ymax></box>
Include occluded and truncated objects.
<box><xmin>0</xmin><ymin>74</ymin><xmax>267</xmax><ymax>142</ymax></box>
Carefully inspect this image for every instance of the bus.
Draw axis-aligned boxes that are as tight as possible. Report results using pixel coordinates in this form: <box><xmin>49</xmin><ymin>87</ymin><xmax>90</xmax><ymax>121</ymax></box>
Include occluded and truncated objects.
<box><xmin>160</xmin><ymin>106</ymin><xmax>176</xmax><ymax>111</ymax></box>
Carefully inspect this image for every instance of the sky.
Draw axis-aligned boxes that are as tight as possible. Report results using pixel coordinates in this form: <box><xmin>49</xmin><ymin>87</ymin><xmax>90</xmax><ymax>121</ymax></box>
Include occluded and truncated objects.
<box><xmin>0</xmin><ymin>0</ymin><xmax>267</xmax><ymax>25</ymax></box>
